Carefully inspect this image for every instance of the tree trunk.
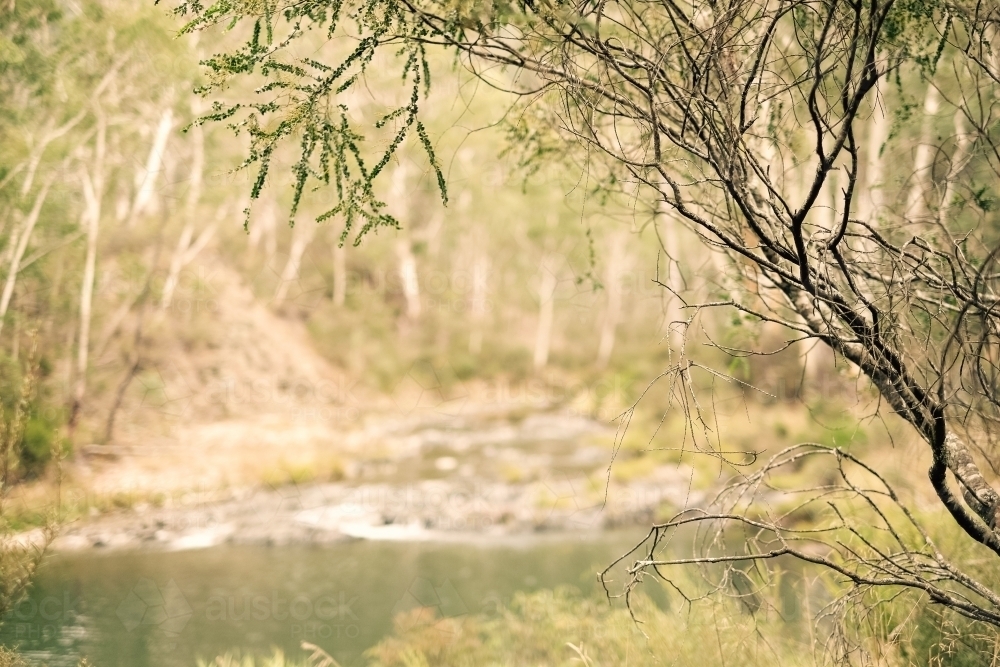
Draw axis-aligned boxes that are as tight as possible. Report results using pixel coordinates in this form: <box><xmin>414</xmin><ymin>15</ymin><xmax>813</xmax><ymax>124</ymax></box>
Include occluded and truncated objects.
<box><xmin>161</xmin><ymin>223</ymin><xmax>215</xmax><ymax>310</ymax></box>
<box><xmin>395</xmin><ymin>239</ymin><xmax>421</xmax><ymax>320</ymax></box>
<box><xmin>161</xmin><ymin>102</ymin><xmax>211</xmax><ymax>310</ymax></box>
<box><xmin>248</xmin><ymin>197</ymin><xmax>279</xmax><ymax>259</ymax></box>
<box><xmin>68</xmin><ymin>164</ymin><xmax>102</xmax><ymax>436</ymax></box>
<box><xmin>860</xmin><ymin>102</ymin><xmax>891</xmax><ymax>222</ymax></box>
<box><xmin>388</xmin><ymin>163</ymin><xmax>421</xmax><ymax>320</ymax></box>
<box><xmin>162</xmin><ymin>224</ymin><xmax>194</xmax><ymax>309</ymax></box>
<box><xmin>533</xmin><ymin>253</ymin><xmax>558</xmax><ymax>370</ymax></box>
<box><xmin>905</xmin><ymin>83</ymin><xmax>940</xmax><ymax>222</ymax></box>
<box><xmin>938</xmin><ymin>110</ymin><xmax>974</xmax><ymax>227</ymax></box>
<box><xmin>19</xmin><ymin>109</ymin><xmax>88</xmax><ymax>198</ymax></box>
<box><xmin>597</xmin><ymin>231</ymin><xmax>626</xmax><ymax>369</ymax></box>
<box><xmin>128</xmin><ymin>108</ymin><xmax>174</xmax><ymax>225</ymax></box>
<box><xmin>0</xmin><ymin>177</ymin><xmax>53</xmax><ymax>337</ymax></box>
<box><xmin>68</xmin><ymin>110</ymin><xmax>107</xmax><ymax>436</ymax></box>
<box><xmin>274</xmin><ymin>223</ymin><xmax>316</xmax><ymax>304</ymax></box>
<box><xmin>106</xmin><ymin>259</ymin><xmax>159</xmax><ymax>444</ymax></box>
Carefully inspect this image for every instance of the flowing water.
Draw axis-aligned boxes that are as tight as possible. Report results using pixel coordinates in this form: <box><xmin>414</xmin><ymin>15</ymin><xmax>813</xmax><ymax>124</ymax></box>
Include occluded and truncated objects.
<box><xmin>2</xmin><ymin>412</ymin><xmax>677</xmax><ymax>665</ymax></box>
<box><xmin>3</xmin><ymin>532</ymin><xmax>647</xmax><ymax>666</ymax></box>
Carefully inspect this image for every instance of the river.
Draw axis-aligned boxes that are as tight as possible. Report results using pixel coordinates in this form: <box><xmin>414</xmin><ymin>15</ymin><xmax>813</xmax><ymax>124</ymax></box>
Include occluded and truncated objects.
<box><xmin>3</xmin><ymin>531</ymin><xmax>648</xmax><ymax>666</ymax></box>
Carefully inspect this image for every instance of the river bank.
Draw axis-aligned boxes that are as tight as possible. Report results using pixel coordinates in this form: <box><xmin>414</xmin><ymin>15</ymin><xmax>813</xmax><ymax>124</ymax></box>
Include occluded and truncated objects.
<box><xmin>13</xmin><ymin>409</ymin><xmax>701</xmax><ymax>552</ymax></box>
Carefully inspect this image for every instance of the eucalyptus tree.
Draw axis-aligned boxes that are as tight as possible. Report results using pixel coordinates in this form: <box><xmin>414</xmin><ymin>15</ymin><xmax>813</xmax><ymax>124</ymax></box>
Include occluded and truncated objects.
<box><xmin>174</xmin><ymin>0</ymin><xmax>1000</xmax><ymax>649</ymax></box>
<box><xmin>1</xmin><ymin>0</ymin><xmax>204</xmax><ymax>454</ymax></box>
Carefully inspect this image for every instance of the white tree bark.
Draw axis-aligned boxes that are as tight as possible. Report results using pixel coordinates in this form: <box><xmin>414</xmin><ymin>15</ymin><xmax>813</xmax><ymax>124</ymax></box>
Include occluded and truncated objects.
<box><xmin>248</xmin><ymin>197</ymin><xmax>279</xmax><ymax>258</ymax></box>
<box><xmin>533</xmin><ymin>253</ymin><xmax>559</xmax><ymax>370</ymax></box>
<box><xmin>906</xmin><ymin>83</ymin><xmax>940</xmax><ymax>221</ymax></box>
<box><xmin>68</xmin><ymin>107</ymin><xmax>108</xmax><ymax>434</ymax></box>
<box><xmin>938</xmin><ymin>110</ymin><xmax>975</xmax><ymax>227</ymax></box>
<box><xmin>274</xmin><ymin>223</ymin><xmax>317</xmax><ymax>304</ymax></box>
<box><xmin>71</xmin><ymin>164</ymin><xmax>102</xmax><ymax>428</ymax></box>
<box><xmin>597</xmin><ymin>231</ymin><xmax>626</xmax><ymax>369</ymax></box>
<box><xmin>161</xmin><ymin>224</ymin><xmax>216</xmax><ymax>310</ymax></box>
<box><xmin>388</xmin><ymin>163</ymin><xmax>421</xmax><ymax>320</ymax></box>
<box><xmin>395</xmin><ymin>239</ymin><xmax>421</xmax><ymax>319</ymax></box>
<box><xmin>0</xmin><ymin>177</ymin><xmax>53</xmax><ymax>338</ymax></box>
<box><xmin>20</xmin><ymin>113</ymin><xmax>83</xmax><ymax>197</ymax></box>
<box><xmin>161</xmin><ymin>116</ymin><xmax>214</xmax><ymax>310</ymax></box>
<box><xmin>860</xmin><ymin>102</ymin><xmax>891</xmax><ymax>222</ymax></box>
<box><xmin>129</xmin><ymin>108</ymin><xmax>175</xmax><ymax>224</ymax></box>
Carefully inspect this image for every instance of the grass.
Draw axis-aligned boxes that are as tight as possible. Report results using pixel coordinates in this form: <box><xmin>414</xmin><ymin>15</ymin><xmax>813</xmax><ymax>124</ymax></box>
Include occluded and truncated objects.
<box><xmin>259</xmin><ymin>456</ymin><xmax>347</xmax><ymax>487</ymax></box>
<box><xmin>197</xmin><ymin>650</ymin><xmax>308</xmax><ymax>667</ymax></box>
<box><xmin>202</xmin><ymin>589</ymin><xmax>820</xmax><ymax>667</ymax></box>
<box><xmin>198</xmin><ymin>580</ymin><xmax>1000</xmax><ymax>667</ymax></box>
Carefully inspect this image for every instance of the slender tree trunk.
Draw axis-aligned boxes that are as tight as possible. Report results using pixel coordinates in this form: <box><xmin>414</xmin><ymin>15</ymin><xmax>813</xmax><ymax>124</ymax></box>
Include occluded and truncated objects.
<box><xmin>16</xmin><ymin>59</ymin><xmax>121</xmax><ymax>200</ymax></box>
<box><xmin>20</xmin><ymin>133</ymin><xmax>51</xmax><ymax>201</ymax></box>
<box><xmin>906</xmin><ymin>83</ymin><xmax>940</xmax><ymax>222</ymax></box>
<box><xmin>248</xmin><ymin>197</ymin><xmax>279</xmax><ymax>258</ymax></box>
<box><xmin>388</xmin><ymin>163</ymin><xmax>421</xmax><ymax>320</ymax></box>
<box><xmin>162</xmin><ymin>224</ymin><xmax>194</xmax><ymax>309</ymax></box>
<box><xmin>275</xmin><ymin>223</ymin><xmax>316</xmax><ymax>304</ymax></box>
<box><xmin>0</xmin><ymin>178</ymin><xmax>53</xmax><ymax>337</ymax></box>
<box><xmin>395</xmin><ymin>239</ymin><xmax>421</xmax><ymax>320</ymax></box>
<box><xmin>95</xmin><ymin>290</ymin><xmax>143</xmax><ymax>362</ymax></box>
<box><xmin>161</xmin><ymin>102</ymin><xmax>210</xmax><ymax>310</ymax></box>
<box><xmin>68</xmin><ymin>114</ymin><xmax>106</xmax><ymax>436</ymax></box>
<box><xmin>161</xmin><ymin>224</ymin><xmax>215</xmax><ymax>310</ymax></box>
<box><xmin>860</xmin><ymin>102</ymin><xmax>891</xmax><ymax>222</ymax></box>
<box><xmin>19</xmin><ymin>110</ymin><xmax>86</xmax><ymax>198</ymax></box>
<box><xmin>0</xmin><ymin>221</ymin><xmax>18</xmax><ymax>270</ymax></box>
<box><xmin>597</xmin><ymin>232</ymin><xmax>626</xmax><ymax>369</ymax></box>
<box><xmin>533</xmin><ymin>253</ymin><xmax>558</xmax><ymax>370</ymax></box>
<box><xmin>106</xmin><ymin>254</ymin><xmax>160</xmax><ymax>444</ymax></box>
<box><xmin>332</xmin><ymin>242</ymin><xmax>346</xmax><ymax>307</ymax></box>
<box><xmin>185</xmin><ymin>102</ymin><xmax>205</xmax><ymax>214</ymax></box>
<box><xmin>938</xmin><ymin>110</ymin><xmax>974</xmax><ymax>227</ymax></box>
<box><xmin>69</xmin><ymin>172</ymin><xmax>100</xmax><ymax>434</ymax></box>
<box><xmin>128</xmin><ymin>108</ymin><xmax>174</xmax><ymax>225</ymax></box>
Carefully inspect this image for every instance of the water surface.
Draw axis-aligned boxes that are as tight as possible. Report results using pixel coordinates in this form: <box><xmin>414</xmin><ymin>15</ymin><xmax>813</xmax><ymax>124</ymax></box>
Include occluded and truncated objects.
<box><xmin>3</xmin><ymin>532</ymin><xmax>646</xmax><ymax>666</ymax></box>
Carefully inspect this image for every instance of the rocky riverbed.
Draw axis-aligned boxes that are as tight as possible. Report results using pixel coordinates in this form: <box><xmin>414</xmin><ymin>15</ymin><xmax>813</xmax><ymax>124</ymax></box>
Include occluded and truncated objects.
<box><xmin>21</xmin><ymin>410</ymin><xmax>704</xmax><ymax>551</ymax></box>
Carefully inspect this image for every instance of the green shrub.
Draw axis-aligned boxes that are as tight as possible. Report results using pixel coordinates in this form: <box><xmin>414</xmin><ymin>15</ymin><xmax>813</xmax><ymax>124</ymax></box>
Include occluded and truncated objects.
<box><xmin>0</xmin><ymin>646</ymin><xmax>26</xmax><ymax>667</ymax></box>
<box><xmin>19</xmin><ymin>415</ymin><xmax>55</xmax><ymax>474</ymax></box>
<box><xmin>365</xmin><ymin>587</ymin><xmax>813</xmax><ymax>667</ymax></box>
<box><xmin>197</xmin><ymin>649</ymin><xmax>308</xmax><ymax>667</ymax></box>
<box><xmin>897</xmin><ymin>605</ymin><xmax>1000</xmax><ymax>667</ymax></box>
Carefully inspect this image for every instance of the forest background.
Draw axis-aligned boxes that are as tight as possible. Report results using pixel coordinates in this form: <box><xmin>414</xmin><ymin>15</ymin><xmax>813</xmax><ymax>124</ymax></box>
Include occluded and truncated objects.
<box><xmin>2</xmin><ymin>0</ymin><xmax>998</xmax><ymax>665</ymax></box>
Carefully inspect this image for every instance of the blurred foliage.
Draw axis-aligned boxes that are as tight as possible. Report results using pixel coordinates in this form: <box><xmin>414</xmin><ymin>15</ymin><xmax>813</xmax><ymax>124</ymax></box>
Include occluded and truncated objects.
<box><xmin>197</xmin><ymin>649</ymin><xmax>304</xmax><ymax>667</ymax></box>
<box><xmin>0</xmin><ymin>0</ymin><xmax>883</xmax><ymax>478</ymax></box>
<box><xmin>4</xmin><ymin>0</ymin><xmax>999</xmax><ymax>663</ymax></box>
<box><xmin>0</xmin><ymin>647</ymin><xmax>25</xmax><ymax>667</ymax></box>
